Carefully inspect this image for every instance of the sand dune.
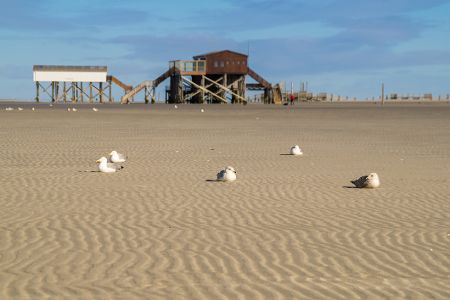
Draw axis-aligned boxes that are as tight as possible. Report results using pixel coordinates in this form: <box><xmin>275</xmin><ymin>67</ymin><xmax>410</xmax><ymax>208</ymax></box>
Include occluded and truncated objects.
<box><xmin>0</xmin><ymin>103</ymin><xmax>449</xmax><ymax>299</ymax></box>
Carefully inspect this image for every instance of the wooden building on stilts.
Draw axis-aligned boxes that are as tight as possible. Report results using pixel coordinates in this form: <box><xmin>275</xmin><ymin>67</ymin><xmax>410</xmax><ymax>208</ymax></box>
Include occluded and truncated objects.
<box><xmin>121</xmin><ymin>50</ymin><xmax>282</xmax><ymax>104</ymax></box>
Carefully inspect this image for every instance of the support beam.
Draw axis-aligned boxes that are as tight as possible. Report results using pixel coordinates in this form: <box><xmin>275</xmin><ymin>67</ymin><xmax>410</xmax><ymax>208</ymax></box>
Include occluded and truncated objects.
<box><xmin>203</xmin><ymin>75</ymin><xmax>247</xmax><ymax>103</ymax></box>
<box><xmin>182</xmin><ymin>76</ymin><xmax>228</xmax><ymax>103</ymax></box>
<box><xmin>35</xmin><ymin>82</ymin><xmax>40</xmax><ymax>102</ymax></box>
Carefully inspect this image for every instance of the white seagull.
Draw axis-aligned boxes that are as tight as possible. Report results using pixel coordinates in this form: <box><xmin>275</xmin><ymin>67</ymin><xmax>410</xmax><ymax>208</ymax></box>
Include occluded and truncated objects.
<box><xmin>109</xmin><ymin>150</ymin><xmax>127</xmax><ymax>163</ymax></box>
<box><xmin>72</xmin><ymin>108</ymin><xmax>78</xmax><ymax>112</ymax></box>
<box><xmin>201</xmin><ymin>108</ymin><xmax>205</xmax><ymax>113</ymax></box>
<box><xmin>92</xmin><ymin>107</ymin><xmax>99</xmax><ymax>112</ymax></box>
<box><xmin>290</xmin><ymin>145</ymin><xmax>303</xmax><ymax>156</ymax></box>
<box><xmin>17</xmin><ymin>107</ymin><xmax>23</xmax><ymax>111</ymax></box>
<box><xmin>351</xmin><ymin>173</ymin><xmax>380</xmax><ymax>188</ymax></box>
<box><xmin>217</xmin><ymin>166</ymin><xmax>237</xmax><ymax>182</ymax></box>
<box><xmin>174</xmin><ymin>105</ymin><xmax>178</xmax><ymax>109</ymax></box>
<box><xmin>67</xmin><ymin>108</ymin><xmax>71</xmax><ymax>112</ymax></box>
<box><xmin>96</xmin><ymin>157</ymin><xmax>124</xmax><ymax>173</ymax></box>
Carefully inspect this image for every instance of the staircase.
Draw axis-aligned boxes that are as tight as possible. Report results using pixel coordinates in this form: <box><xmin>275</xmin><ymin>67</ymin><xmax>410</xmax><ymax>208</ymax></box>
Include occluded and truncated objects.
<box><xmin>107</xmin><ymin>75</ymin><xmax>132</xmax><ymax>92</ymax></box>
<box><xmin>121</xmin><ymin>80</ymin><xmax>153</xmax><ymax>104</ymax></box>
<box><xmin>247</xmin><ymin>67</ymin><xmax>272</xmax><ymax>89</ymax></box>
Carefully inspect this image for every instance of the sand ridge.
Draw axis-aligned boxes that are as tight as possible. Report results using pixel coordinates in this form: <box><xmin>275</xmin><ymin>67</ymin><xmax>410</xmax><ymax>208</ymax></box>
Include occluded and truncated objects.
<box><xmin>0</xmin><ymin>103</ymin><xmax>449</xmax><ymax>299</ymax></box>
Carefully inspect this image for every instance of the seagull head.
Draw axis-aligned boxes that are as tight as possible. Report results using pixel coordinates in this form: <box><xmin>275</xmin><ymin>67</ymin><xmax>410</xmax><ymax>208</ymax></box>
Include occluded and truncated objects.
<box><xmin>109</xmin><ymin>151</ymin><xmax>117</xmax><ymax>156</ymax></box>
<box><xmin>96</xmin><ymin>157</ymin><xmax>107</xmax><ymax>164</ymax></box>
<box><xmin>368</xmin><ymin>173</ymin><xmax>379</xmax><ymax>180</ymax></box>
<box><xmin>226</xmin><ymin>166</ymin><xmax>236</xmax><ymax>174</ymax></box>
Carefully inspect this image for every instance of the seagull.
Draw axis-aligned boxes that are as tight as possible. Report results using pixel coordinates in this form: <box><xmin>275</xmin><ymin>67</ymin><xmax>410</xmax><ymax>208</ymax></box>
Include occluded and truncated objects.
<box><xmin>109</xmin><ymin>150</ymin><xmax>127</xmax><ymax>163</ymax></box>
<box><xmin>351</xmin><ymin>173</ymin><xmax>380</xmax><ymax>188</ymax></box>
<box><xmin>67</xmin><ymin>108</ymin><xmax>71</xmax><ymax>112</ymax></box>
<box><xmin>72</xmin><ymin>108</ymin><xmax>78</xmax><ymax>112</ymax></box>
<box><xmin>17</xmin><ymin>107</ymin><xmax>23</xmax><ymax>111</ymax></box>
<box><xmin>290</xmin><ymin>145</ymin><xmax>303</xmax><ymax>156</ymax></box>
<box><xmin>31</xmin><ymin>107</ymin><xmax>35</xmax><ymax>111</ymax></box>
<box><xmin>49</xmin><ymin>104</ymin><xmax>53</xmax><ymax>107</ymax></box>
<box><xmin>217</xmin><ymin>166</ymin><xmax>237</xmax><ymax>182</ymax></box>
<box><xmin>174</xmin><ymin>105</ymin><xmax>178</xmax><ymax>109</ymax></box>
<box><xmin>92</xmin><ymin>107</ymin><xmax>98</xmax><ymax>112</ymax></box>
<box><xmin>96</xmin><ymin>157</ymin><xmax>124</xmax><ymax>173</ymax></box>
<box><xmin>201</xmin><ymin>108</ymin><xmax>205</xmax><ymax>112</ymax></box>
<box><xmin>5</xmin><ymin>107</ymin><xmax>13</xmax><ymax>111</ymax></box>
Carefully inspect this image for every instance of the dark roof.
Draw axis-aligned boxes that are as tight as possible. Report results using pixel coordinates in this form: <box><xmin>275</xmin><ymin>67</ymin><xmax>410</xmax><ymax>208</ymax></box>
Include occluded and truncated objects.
<box><xmin>33</xmin><ymin>65</ymin><xmax>107</xmax><ymax>72</ymax></box>
<box><xmin>193</xmin><ymin>50</ymin><xmax>248</xmax><ymax>60</ymax></box>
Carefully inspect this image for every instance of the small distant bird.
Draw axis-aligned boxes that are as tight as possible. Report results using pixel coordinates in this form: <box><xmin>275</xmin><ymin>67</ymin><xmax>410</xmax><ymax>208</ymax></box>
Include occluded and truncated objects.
<box><xmin>5</xmin><ymin>107</ymin><xmax>14</xmax><ymax>111</ymax></box>
<box><xmin>290</xmin><ymin>145</ymin><xmax>303</xmax><ymax>156</ymax></box>
<box><xmin>351</xmin><ymin>173</ymin><xmax>380</xmax><ymax>188</ymax></box>
<box><xmin>96</xmin><ymin>157</ymin><xmax>124</xmax><ymax>173</ymax></box>
<box><xmin>17</xmin><ymin>107</ymin><xmax>23</xmax><ymax>111</ymax></box>
<box><xmin>67</xmin><ymin>108</ymin><xmax>71</xmax><ymax>112</ymax></box>
<box><xmin>92</xmin><ymin>107</ymin><xmax>99</xmax><ymax>112</ymax></box>
<box><xmin>201</xmin><ymin>108</ymin><xmax>205</xmax><ymax>113</ymax></box>
<box><xmin>174</xmin><ymin>105</ymin><xmax>178</xmax><ymax>109</ymax></box>
<box><xmin>217</xmin><ymin>166</ymin><xmax>237</xmax><ymax>182</ymax></box>
<box><xmin>49</xmin><ymin>104</ymin><xmax>53</xmax><ymax>107</ymax></box>
<box><xmin>72</xmin><ymin>108</ymin><xmax>78</xmax><ymax>112</ymax></box>
<box><xmin>31</xmin><ymin>107</ymin><xmax>35</xmax><ymax>111</ymax></box>
<box><xmin>109</xmin><ymin>150</ymin><xmax>127</xmax><ymax>163</ymax></box>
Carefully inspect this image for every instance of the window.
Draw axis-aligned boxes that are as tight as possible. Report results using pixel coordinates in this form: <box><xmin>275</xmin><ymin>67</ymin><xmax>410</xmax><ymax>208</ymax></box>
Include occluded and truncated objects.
<box><xmin>214</xmin><ymin>61</ymin><xmax>219</xmax><ymax>68</ymax></box>
<box><xmin>220</xmin><ymin>61</ymin><xmax>225</xmax><ymax>67</ymax></box>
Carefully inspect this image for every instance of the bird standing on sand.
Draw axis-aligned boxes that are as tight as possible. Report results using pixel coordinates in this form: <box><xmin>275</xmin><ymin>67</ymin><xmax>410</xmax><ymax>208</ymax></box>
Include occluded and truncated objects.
<box><xmin>18</xmin><ymin>107</ymin><xmax>23</xmax><ymax>111</ymax></box>
<box><xmin>96</xmin><ymin>157</ymin><xmax>124</xmax><ymax>173</ymax></box>
<box><xmin>217</xmin><ymin>166</ymin><xmax>237</xmax><ymax>182</ymax></box>
<box><xmin>72</xmin><ymin>108</ymin><xmax>78</xmax><ymax>112</ymax></box>
<box><xmin>351</xmin><ymin>173</ymin><xmax>380</xmax><ymax>188</ymax></box>
<box><xmin>174</xmin><ymin>105</ymin><xmax>178</xmax><ymax>109</ymax></box>
<box><xmin>290</xmin><ymin>145</ymin><xmax>303</xmax><ymax>156</ymax></box>
<box><xmin>92</xmin><ymin>107</ymin><xmax>99</xmax><ymax>112</ymax></box>
<box><xmin>109</xmin><ymin>150</ymin><xmax>127</xmax><ymax>163</ymax></box>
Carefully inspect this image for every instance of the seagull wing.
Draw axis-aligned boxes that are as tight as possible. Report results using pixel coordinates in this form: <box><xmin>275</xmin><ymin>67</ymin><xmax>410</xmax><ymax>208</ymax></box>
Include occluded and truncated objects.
<box><xmin>118</xmin><ymin>153</ymin><xmax>127</xmax><ymax>161</ymax></box>
<box><xmin>351</xmin><ymin>175</ymin><xmax>368</xmax><ymax>188</ymax></box>
<box><xmin>217</xmin><ymin>170</ymin><xmax>226</xmax><ymax>181</ymax></box>
<box><xmin>107</xmin><ymin>163</ymin><xmax>124</xmax><ymax>171</ymax></box>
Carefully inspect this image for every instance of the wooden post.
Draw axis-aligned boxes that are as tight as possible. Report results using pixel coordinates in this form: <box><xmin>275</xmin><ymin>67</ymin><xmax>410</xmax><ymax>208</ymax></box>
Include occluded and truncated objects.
<box><xmin>63</xmin><ymin>82</ymin><xmax>67</xmax><ymax>102</ymax></box>
<box><xmin>381</xmin><ymin>82</ymin><xmax>385</xmax><ymax>105</ymax></box>
<box><xmin>35</xmin><ymin>81</ymin><xmax>40</xmax><ymax>102</ymax></box>
<box><xmin>145</xmin><ymin>86</ymin><xmax>149</xmax><ymax>104</ymax></box>
<box><xmin>108</xmin><ymin>79</ymin><xmax>112</xmax><ymax>102</ymax></box>
<box><xmin>51</xmin><ymin>81</ymin><xmax>55</xmax><ymax>103</ymax></box>
<box><xmin>99</xmin><ymin>82</ymin><xmax>103</xmax><ymax>103</ymax></box>
<box><xmin>71</xmin><ymin>82</ymin><xmax>75</xmax><ymax>102</ymax></box>
<box><xmin>80</xmin><ymin>82</ymin><xmax>84</xmax><ymax>103</ymax></box>
<box><xmin>89</xmin><ymin>82</ymin><xmax>93</xmax><ymax>103</ymax></box>
<box><xmin>55</xmin><ymin>82</ymin><xmax>59</xmax><ymax>102</ymax></box>
<box><xmin>201</xmin><ymin>76</ymin><xmax>205</xmax><ymax>103</ymax></box>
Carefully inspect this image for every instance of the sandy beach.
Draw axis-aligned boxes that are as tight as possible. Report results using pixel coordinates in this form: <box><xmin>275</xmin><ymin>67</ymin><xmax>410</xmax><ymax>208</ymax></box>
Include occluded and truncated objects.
<box><xmin>0</xmin><ymin>102</ymin><xmax>449</xmax><ymax>299</ymax></box>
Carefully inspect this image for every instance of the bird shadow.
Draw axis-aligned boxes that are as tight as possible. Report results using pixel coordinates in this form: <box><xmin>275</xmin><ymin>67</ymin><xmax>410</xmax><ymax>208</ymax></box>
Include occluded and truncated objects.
<box><xmin>342</xmin><ymin>185</ymin><xmax>358</xmax><ymax>189</ymax></box>
<box><xmin>205</xmin><ymin>179</ymin><xmax>220</xmax><ymax>182</ymax></box>
<box><xmin>78</xmin><ymin>170</ymin><xmax>101</xmax><ymax>173</ymax></box>
<box><xmin>279</xmin><ymin>153</ymin><xmax>292</xmax><ymax>156</ymax></box>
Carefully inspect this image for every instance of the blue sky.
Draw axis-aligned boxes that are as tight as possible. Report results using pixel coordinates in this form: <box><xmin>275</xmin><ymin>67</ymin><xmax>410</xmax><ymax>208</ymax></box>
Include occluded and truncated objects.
<box><xmin>1</xmin><ymin>0</ymin><xmax>450</xmax><ymax>100</ymax></box>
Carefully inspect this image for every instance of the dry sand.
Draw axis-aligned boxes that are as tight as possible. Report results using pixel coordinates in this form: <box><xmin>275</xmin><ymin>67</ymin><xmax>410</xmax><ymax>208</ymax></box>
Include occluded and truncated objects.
<box><xmin>0</xmin><ymin>102</ymin><xmax>449</xmax><ymax>299</ymax></box>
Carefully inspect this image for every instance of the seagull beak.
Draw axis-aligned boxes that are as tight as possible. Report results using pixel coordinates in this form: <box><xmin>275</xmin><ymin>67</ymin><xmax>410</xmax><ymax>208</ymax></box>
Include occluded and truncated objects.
<box><xmin>96</xmin><ymin>159</ymin><xmax>100</xmax><ymax>163</ymax></box>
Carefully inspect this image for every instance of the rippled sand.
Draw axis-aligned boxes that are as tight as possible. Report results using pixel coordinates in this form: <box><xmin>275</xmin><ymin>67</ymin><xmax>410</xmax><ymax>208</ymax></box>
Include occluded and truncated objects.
<box><xmin>1</xmin><ymin>102</ymin><xmax>449</xmax><ymax>299</ymax></box>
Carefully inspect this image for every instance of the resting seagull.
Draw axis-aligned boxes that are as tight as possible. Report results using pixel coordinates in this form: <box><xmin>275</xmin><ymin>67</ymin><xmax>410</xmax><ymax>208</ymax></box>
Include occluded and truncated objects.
<box><xmin>217</xmin><ymin>166</ymin><xmax>237</xmax><ymax>182</ymax></box>
<box><xmin>351</xmin><ymin>173</ymin><xmax>380</xmax><ymax>188</ymax></box>
<box><xmin>109</xmin><ymin>150</ymin><xmax>127</xmax><ymax>163</ymax></box>
<box><xmin>96</xmin><ymin>157</ymin><xmax>124</xmax><ymax>173</ymax></box>
<box><xmin>290</xmin><ymin>145</ymin><xmax>303</xmax><ymax>156</ymax></box>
